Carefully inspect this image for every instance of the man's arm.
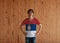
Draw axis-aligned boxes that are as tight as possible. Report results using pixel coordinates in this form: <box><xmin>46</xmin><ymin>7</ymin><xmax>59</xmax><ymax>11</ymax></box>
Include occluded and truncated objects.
<box><xmin>36</xmin><ymin>24</ymin><xmax>42</xmax><ymax>36</ymax></box>
<box><xmin>20</xmin><ymin>25</ymin><xmax>27</xmax><ymax>35</ymax></box>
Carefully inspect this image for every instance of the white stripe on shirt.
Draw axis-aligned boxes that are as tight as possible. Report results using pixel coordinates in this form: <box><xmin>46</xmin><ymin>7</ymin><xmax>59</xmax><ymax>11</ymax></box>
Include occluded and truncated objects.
<box><xmin>26</xmin><ymin>31</ymin><xmax>36</xmax><ymax>37</ymax></box>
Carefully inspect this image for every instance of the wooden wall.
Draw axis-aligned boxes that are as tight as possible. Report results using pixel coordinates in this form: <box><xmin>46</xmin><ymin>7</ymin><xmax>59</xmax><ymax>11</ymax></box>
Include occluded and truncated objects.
<box><xmin>0</xmin><ymin>0</ymin><xmax>60</xmax><ymax>43</ymax></box>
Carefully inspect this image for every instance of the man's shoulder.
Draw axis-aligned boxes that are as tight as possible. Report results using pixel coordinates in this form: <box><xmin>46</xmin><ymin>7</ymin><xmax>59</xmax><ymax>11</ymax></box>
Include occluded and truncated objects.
<box><xmin>24</xmin><ymin>18</ymin><xmax>29</xmax><ymax>20</ymax></box>
<box><xmin>23</xmin><ymin>18</ymin><xmax>29</xmax><ymax>22</ymax></box>
<box><xmin>21</xmin><ymin>18</ymin><xmax>29</xmax><ymax>25</ymax></box>
<box><xmin>34</xmin><ymin>17</ymin><xmax>38</xmax><ymax>20</ymax></box>
<box><xmin>34</xmin><ymin>17</ymin><xmax>40</xmax><ymax>24</ymax></box>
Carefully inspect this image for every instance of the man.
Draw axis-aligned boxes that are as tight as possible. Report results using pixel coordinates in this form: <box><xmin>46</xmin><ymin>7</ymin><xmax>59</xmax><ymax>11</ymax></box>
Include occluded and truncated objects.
<box><xmin>21</xmin><ymin>9</ymin><xmax>42</xmax><ymax>43</ymax></box>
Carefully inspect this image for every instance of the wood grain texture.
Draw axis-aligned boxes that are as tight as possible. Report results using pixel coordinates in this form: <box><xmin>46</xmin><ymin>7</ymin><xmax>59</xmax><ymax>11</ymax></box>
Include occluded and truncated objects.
<box><xmin>0</xmin><ymin>0</ymin><xmax>60</xmax><ymax>43</ymax></box>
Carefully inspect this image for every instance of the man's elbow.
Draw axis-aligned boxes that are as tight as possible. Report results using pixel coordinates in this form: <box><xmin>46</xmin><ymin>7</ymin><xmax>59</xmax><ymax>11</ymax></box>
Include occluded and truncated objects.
<box><xmin>39</xmin><ymin>24</ymin><xmax>42</xmax><ymax>28</ymax></box>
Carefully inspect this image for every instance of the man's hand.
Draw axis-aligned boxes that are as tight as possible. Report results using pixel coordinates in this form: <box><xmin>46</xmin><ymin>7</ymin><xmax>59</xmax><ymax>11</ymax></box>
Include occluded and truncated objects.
<box><xmin>20</xmin><ymin>25</ymin><xmax>27</xmax><ymax>36</ymax></box>
<box><xmin>36</xmin><ymin>24</ymin><xmax>42</xmax><ymax>36</ymax></box>
<box><xmin>23</xmin><ymin>32</ymin><xmax>27</xmax><ymax>36</ymax></box>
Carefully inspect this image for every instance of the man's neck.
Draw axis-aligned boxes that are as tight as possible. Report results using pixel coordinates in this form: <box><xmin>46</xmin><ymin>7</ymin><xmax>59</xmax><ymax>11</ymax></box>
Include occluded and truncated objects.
<box><xmin>29</xmin><ymin>17</ymin><xmax>34</xmax><ymax>21</ymax></box>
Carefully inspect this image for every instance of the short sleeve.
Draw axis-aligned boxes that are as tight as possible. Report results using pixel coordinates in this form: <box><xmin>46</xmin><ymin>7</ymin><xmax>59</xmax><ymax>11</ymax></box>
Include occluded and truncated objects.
<box><xmin>21</xmin><ymin>18</ymin><xmax>28</xmax><ymax>26</ymax></box>
<box><xmin>35</xmin><ymin>18</ymin><xmax>40</xmax><ymax>25</ymax></box>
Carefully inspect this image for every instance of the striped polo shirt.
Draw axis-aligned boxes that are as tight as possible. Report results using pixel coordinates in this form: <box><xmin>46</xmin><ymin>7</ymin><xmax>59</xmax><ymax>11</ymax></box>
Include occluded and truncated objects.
<box><xmin>21</xmin><ymin>18</ymin><xmax>40</xmax><ymax>37</ymax></box>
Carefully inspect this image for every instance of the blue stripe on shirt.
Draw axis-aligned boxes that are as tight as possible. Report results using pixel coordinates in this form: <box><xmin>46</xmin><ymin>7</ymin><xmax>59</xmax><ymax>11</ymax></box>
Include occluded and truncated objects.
<box><xmin>26</xmin><ymin>24</ymin><xmax>36</xmax><ymax>31</ymax></box>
